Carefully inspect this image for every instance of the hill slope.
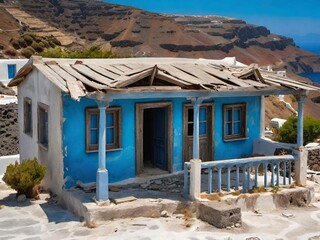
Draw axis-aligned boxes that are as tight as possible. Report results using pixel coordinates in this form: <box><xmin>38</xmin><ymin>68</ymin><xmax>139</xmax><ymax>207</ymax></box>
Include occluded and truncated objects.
<box><xmin>0</xmin><ymin>0</ymin><xmax>319</xmax><ymax>73</ymax></box>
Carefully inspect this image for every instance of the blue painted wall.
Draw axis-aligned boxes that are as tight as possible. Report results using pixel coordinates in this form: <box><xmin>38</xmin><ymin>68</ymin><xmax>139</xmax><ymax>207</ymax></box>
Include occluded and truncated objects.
<box><xmin>62</xmin><ymin>95</ymin><xmax>260</xmax><ymax>187</ymax></box>
<box><xmin>213</xmin><ymin>97</ymin><xmax>261</xmax><ymax>160</ymax></box>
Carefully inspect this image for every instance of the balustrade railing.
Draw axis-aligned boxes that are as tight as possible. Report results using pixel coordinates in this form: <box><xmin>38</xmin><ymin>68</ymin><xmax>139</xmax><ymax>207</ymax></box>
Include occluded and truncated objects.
<box><xmin>184</xmin><ymin>155</ymin><xmax>296</xmax><ymax>195</ymax></box>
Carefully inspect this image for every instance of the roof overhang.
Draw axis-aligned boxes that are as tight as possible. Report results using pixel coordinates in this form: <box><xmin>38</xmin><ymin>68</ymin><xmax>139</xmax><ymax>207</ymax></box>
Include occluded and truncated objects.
<box><xmin>8</xmin><ymin>56</ymin><xmax>319</xmax><ymax>101</ymax></box>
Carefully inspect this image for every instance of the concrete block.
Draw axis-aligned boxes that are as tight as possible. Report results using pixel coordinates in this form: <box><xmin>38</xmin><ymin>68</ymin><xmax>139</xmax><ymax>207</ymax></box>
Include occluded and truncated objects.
<box><xmin>273</xmin><ymin>188</ymin><xmax>312</xmax><ymax>208</ymax></box>
<box><xmin>198</xmin><ymin>202</ymin><xmax>241</xmax><ymax>228</ymax></box>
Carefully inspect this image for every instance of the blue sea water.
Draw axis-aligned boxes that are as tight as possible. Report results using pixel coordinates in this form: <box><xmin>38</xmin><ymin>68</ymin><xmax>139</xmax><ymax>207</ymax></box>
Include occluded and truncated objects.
<box><xmin>300</xmin><ymin>72</ymin><xmax>320</xmax><ymax>83</ymax></box>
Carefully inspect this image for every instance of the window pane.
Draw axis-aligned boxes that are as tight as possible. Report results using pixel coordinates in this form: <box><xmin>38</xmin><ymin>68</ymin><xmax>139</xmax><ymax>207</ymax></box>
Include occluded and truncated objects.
<box><xmin>106</xmin><ymin>128</ymin><xmax>114</xmax><ymax>144</ymax></box>
<box><xmin>234</xmin><ymin>122</ymin><xmax>241</xmax><ymax>135</ymax></box>
<box><xmin>200</xmin><ymin>122</ymin><xmax>207</xmax><ymax>135</ymax></box>
<box><xmin>90</xmin><ymin>130</ymin><xmax>98</xmax><ymax>144</ymax></box>
<box><xmin>90</xmin><ymin>114</ymin><xmax>98</xmax><ymax>128</ymax></box>
<box><xmin>226</xmin><ymin>109</ymin><xmax>232</xmax><ymax>122</ymax></box>
<box><xmin>106</xmin><ymin>112</ymin><xmax>114</xmax><ymax>127</ymax></box>
<box><xmin>226</xmin><ymin>122</ymin><xmax>232</xmax><ymax>135</ymax></box>
<box><xmin>8</xmin><ymin>64</ymin><xmax>16</xmax><ymax>79</ymax></box>
<box><xmin>234</xmin><ymin>109</ymin><xmax>240</xmax><ymax>121</ymax></box>
<box><xmin>188</xmin><ymin>108</ymin><xmax>193</xmax><ymax>122</ymax></box>
<box><xmin>199</xmin><ymin>108</ymin><xmax>207</xmax><ymax>121</ymax></box>
<box><xmin>188</xmin><ymin>123</ymin><xmax>193</xmax><ymax>136</ymax></box>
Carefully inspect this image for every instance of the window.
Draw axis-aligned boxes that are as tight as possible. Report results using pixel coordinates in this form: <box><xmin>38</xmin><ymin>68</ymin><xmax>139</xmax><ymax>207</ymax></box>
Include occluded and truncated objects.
<box><xmin>86</xmin><ymin>107</ymin><xmax>121</xmax><ymax>151</ymax></box>
<box><xmin>7</xmin><ymin>64</ymin><xmax>16</xmax><ymax>79</ymax></box>
<box><xmin>223</xmin><ymin>103</ymin><xmax>246</xmax><ymax>140</ymax></box>
<box><xmin>23</xmin><ymin>98</ymin><xmax>32</xmax><ymax>136</ymax></box>
<box><xmin>38</xmin><ymin>103</ymin><xmax>49</xmax><ymax>149</ymax></box>
<box><xmin>187</xmin><ymin>107</ymin><xmax>208</xmax><ymax>136</ymax></box>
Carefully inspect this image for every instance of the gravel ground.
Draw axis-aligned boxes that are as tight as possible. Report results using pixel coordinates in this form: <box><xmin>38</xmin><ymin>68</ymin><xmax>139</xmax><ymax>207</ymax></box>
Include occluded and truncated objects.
<box><xmin>1</xmin><ymin>182</ymin><xmax>320</xmax><ymax>240</ymax></box>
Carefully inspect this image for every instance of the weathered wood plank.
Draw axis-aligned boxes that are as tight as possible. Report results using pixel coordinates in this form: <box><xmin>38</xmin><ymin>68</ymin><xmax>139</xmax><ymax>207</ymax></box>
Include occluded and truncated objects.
<box><xmin>242</xmin><ymin>79</ymin><xmax>268</xmax><ymax>88</ymax></box>
<box><xmin>96</xmin><ymin>64</ymin><xmax>125</xmax><ymax>75</ymax></box>
<box><xmin>111</xmin><ymin>64</ymin><xmax>133</xmax><ymax>73</ymax></box>
<box><xmin>113</xmin><ymin>68</ymin><xmax>154</xmax><ymax>88</ymax></box>
<box><xmin>123</xmin><ymin>66</ymin><xmax>154</xmax><ymax>76</ymax></box>
<box><xmin>156</xmin><ymin>71</ymin><xmax>191</xmax><ymax>87</ymax></box>
<box><xmin>48</xmin><ymin>64</ymin><xmax>85</xmax><ymax>100</ymax></box>
<box><xmin>87</xmin><ymin>64</ymin><xmax>120</xmax><ymax>80</ymax></box>
<box><xmin>173</xmin><ymin>63</ymin><xmax>226</xmax><ymax>85</ymax></box>
<box><xmin>59</xmin><ymin>64</ymin><xmax>107</xmax><ymax>89</ymax></box>
<box><xmin>263</xmin><ymin>76</ymin><xmax>315</xmax><ymax>90</ymax></box>
<box><xmin>124</xmin><ymin>63</ymin><xmax>153</xmax><ymax>70</ymax></box>
<box><xmin>158</xmin><ymin>64</ymin><xmax>206</xmax><ymax>85</ymax></box>
<box><xmin>72</xmin><ymin>64</ymin><xmax>113</xmax><ymax>86</ymax></box>
<box><xmin>35</xmin><ymin>64</ymin><xmax>68</xmax><ymax>92</ymax></box>
<box><xmin>263</xmin><ymin>74</ymin><xmax>320</xmax><ymax>90</ymax></box>
<box><xmin>124</xmin><ymin>86</ymin><xmax>182</xmax><ymax>92</ymax></box>
<box><xmin>198</xmin><ymin>64</ymin><xmax>251</xmax><ymax>87</ymax></box>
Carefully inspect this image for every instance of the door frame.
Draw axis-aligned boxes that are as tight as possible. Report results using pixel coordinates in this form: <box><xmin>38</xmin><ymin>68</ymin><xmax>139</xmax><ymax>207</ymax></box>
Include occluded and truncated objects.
<box><xmin>182</xmin><ymin>102</ymin><xmax>214</xmax><ymax>164</ymax></box>
<box><xmin>135</xmin><ymin>102</ymin><xmax>173</xmax><ymax>175</ymax></box>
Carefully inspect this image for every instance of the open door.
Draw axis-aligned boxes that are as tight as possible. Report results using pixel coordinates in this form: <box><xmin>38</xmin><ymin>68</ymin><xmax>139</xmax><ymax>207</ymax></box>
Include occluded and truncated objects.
<box><xmin>136</xmin><ymin>102</ymin><xmax>172</xmax><ymax>175</ymax></box>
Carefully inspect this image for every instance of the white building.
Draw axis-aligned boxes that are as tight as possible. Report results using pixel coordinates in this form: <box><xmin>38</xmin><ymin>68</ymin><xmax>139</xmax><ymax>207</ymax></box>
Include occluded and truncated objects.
<box><xmin>0</xmin><ymin>59</ymin><xmax>28</xmax><ymax>85</ymax></box>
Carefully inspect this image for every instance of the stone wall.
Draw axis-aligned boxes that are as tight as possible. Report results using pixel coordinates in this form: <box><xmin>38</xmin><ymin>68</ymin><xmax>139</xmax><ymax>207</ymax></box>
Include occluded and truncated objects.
<box><xmin>308</xmin><ymin>148</ymin><xmax>320</xmax><ymax>171</ymax></box>
<box><xmin>0</xmin><ymin>103</ymin><xmax>18</xmax><ymax>156</ymax></box>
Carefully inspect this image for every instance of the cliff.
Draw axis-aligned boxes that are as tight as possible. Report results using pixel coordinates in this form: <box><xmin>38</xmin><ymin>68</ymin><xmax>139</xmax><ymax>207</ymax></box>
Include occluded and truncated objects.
<box><xmin>0</xmin><ymin>0</ymin><xmax>319</xmax><ymax>74</ymax></box>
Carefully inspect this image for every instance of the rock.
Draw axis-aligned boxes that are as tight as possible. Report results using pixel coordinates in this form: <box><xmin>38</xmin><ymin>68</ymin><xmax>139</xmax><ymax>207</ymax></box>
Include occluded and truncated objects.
<box><xmin>226</xmin><ymin>226</ymin><xmax>231</xmax><ymax>230</ymax></box>
<box><xmin>246</xmin><ymin>238</ymin><xmax>261</xmax><ymax>240</ymax></box>
<box><xmin>161</xmin><ymin>210</ymin><xmax>168</xmax><ymax>218</ymax></box>
<box><xmin>140</xmin><ymin>181</ymin><xmax>151</xmax><ymax>189</ymax></box>
<box><xmin>309</xmin><ymin>235</ymin><xmax>320</xmax><ymax>240</ymax></box>
<box><xmin>235</xmin><ymin>222</ymin><xmax>241</xmax><ymax>228</ymax></box>
<box><xmin>154</xmin><ymin>180</ymin><xmax>162</xmax><ymax>185</ymax></box>
<box><xmin>282</xmin><ymin>213</ymin><xmax>294</xmax><ymax>218</ymax></box>
<box><xmin>17</xmin><ymin>194</ymin><xmax>26</xmax><ymax>202</ymax></box>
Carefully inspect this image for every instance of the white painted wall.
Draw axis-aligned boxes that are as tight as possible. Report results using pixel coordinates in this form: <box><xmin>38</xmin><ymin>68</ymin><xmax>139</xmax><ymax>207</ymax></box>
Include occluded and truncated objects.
<box><xmin>0</xmin><ymin>154</ymin><xmax>20</xmax><ymax>176</ymax></box>
<box><xmin>18</xmin><ymin>69</ymin><xmax>64</xmax><ymax>194</ymax></box>
<box><xmin>0</xmin><ymin>59</ymin><xmax>28</xmax><ymax>85</ymax></box>
<box><xmin>253</xmin><ymin>138</ymin><xmax>296</xmax><ymax>156</ymax></box>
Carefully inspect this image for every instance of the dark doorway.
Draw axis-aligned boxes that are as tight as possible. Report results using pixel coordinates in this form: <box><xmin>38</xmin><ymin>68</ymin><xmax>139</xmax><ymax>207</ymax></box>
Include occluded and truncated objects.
<box><xmin>143</xmin><ymin>107</ymin><xmax>167</xmax><ymax>170</ymax></box>
<box><xmin>135</xmin><ymin>102</ymin><xmax>173</xmax><ymax>175</ymax></box>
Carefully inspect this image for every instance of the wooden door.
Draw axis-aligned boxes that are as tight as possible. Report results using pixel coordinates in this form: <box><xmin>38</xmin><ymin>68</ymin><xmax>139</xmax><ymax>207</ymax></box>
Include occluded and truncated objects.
<box><xmin>183</xmin><ymin>103</ymin><xmax>214</xmax><ymax>162</ymax></box>
<box><xmin>153</xmin><ymin>108</ymin><xmax>167</xmax><ymax>170</ymax></box>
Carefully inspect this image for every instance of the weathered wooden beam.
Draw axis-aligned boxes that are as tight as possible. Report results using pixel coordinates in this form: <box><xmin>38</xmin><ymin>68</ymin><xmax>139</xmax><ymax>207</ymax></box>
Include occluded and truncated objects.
<box><xmin>113</xmin><ymin>68</ymin><xmax>154</xmax><ymax>88</ymax></box>
<box><xmin>35</xmin><ymin>64</ymin><xmax>68</xmax><ymax>92</ymax></box>
<box><xmin>59</xmin><ymin>64</ymin><xmax>108</xmax><ymax>89</ymax></box>
<box><xmin>72</xmin><ymin>64</ymin><xmax>114</xmax><ymax>86</ymax></box>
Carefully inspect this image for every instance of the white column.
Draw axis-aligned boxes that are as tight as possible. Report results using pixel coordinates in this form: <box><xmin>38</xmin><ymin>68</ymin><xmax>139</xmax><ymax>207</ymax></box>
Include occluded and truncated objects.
<box><xmin>190</xmin><ymin>159</ymin><xmax>201</xmax><ymax>200</ymax></box>
<box><xmin>96</xmin><ymin>101</ymin><xmax>109</xmax><ymax>203</ymax></box>
<box><xmin>295</xmin><ymin>94</ymin><xmax>307</xmax><ymax>186</ymax></box>
<box><xmin>260</xmin><ymin>96</ymin><xmax>265</xmax><ymax>138</ymax></box>
<box><xmin>297</xmin><ymin>95</ymin><xmax>305</xmax><ymax>147</ymax></box>
<box><xmin>189</xmin><ymin>98</ymin><xmax>203</xmax><ymax>199</ymax></box>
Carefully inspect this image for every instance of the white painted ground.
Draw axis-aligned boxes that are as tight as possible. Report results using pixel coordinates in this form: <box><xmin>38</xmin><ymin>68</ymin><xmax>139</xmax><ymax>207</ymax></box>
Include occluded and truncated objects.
<box><xmin>0</xmin><ymin>183</ymin><xmax>320</xmax><ymax>240</ymax></box>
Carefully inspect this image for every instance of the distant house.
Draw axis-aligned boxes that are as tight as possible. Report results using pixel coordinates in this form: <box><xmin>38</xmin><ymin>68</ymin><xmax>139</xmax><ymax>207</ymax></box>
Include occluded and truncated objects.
<box><xmin>8</xmin><ymin>56</ymin><xmax>318</xmax><ymax>200</ymax></box>
<box><xmin>0</xmin><ymin>59</ymin><xmax>28</xmax><ymax>85</ymax></box>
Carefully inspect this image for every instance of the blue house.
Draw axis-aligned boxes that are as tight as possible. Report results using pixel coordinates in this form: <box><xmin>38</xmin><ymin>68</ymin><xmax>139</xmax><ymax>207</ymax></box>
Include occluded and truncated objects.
<box><xmin>9</xmin><ymin>56</ymin><xmax>317</xmax><ymax>201</ymax></box>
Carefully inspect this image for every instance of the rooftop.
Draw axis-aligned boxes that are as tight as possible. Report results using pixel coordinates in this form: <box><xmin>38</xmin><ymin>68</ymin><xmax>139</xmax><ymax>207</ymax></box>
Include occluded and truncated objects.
<box><xmin>9</xmin><ymin>56</ymin><xmax>319</xmax><ymax>100</ymax></box>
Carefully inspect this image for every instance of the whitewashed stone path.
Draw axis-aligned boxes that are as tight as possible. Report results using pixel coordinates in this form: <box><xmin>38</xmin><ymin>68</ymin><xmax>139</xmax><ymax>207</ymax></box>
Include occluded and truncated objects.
<box><xmin>0</xmin><ymin>183</ymin><xmax>320</xmax><ymax>240</ymax></box>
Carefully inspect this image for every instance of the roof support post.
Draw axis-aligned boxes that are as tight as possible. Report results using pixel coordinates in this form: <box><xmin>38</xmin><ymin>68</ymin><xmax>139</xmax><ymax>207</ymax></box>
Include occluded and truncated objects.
<box><xmin>188</xmin><ymin>97</ymin><xmax>204</xmax><ymax>200</ymax></box>
<box><xmin>191</xmin><ymin>98</ymin><xmax>204</xmax><ymax>160</ymax></box>
<box><xmin>295</xmin><ymin>94</ymin><xmax>307</xmax><ymax>186</ymax></box>
<box><xmin>297</xmin><ymin>95</ymin><xmax>305</xmax><ymax>147</ymax></box>
<box><xmin>95</xmin><ymin>99</ymin><xmax>111</xmax><ymax>204</ymax></box>
<box><xmin>260</xmin><ymin>96</ymin><xmax>265</xmax><ymax>138</ymax></box>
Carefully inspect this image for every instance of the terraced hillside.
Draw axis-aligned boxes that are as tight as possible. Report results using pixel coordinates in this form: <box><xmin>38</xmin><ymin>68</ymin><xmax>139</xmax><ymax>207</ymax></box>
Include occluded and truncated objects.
<box><xmin>0</xmin><ymin>0</ymin><xmax>319</xmax><ymax>74</ymax></box>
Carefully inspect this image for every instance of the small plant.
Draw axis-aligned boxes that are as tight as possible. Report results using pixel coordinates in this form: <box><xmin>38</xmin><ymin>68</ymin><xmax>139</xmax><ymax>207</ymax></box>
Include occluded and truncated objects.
<box><xmin>290</xmin><ymin>183</ymin><xmax>296</xmax><ymax>188</ymax></box>
<box><xmin>271</xmin><ymin>186</ymin><xmax>280</xmax><ymax>194</ymax></box>
<box><xmin>2</xmin><ymin>158</ymin><xmax>46</xmax><ymax>198</ymax></box>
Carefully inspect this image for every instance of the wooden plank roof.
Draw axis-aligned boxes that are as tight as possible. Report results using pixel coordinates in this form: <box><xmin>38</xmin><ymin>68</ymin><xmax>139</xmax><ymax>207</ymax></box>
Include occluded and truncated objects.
<box><xmin>8</xmin><ymin>56</ymin><xmax>320</xmax><ymax>100</ymax></box>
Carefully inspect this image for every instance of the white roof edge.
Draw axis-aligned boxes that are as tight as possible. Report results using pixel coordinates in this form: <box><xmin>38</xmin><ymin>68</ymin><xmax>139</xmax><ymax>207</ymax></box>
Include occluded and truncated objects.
<box><xmin>41</xmin><ymin>56</ymin><xmax>247</xmax><ymax>67</ymax></box>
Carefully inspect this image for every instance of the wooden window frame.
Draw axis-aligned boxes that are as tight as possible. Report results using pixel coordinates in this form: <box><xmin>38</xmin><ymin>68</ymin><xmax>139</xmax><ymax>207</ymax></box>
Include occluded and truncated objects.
<box><xmin>38</xmin><ymin>102</ymin><xmax>49</xmax><ymax>150</ymax></box>
<box><xmin>223</xmin><ymin>103</ymin><xmax>247</xmax><ymax>141</ymax></box>
<box><xmin>23</xmin><ymin>97</ymin><xmax>33</xmax><ymax>137</ymax></box>
<box><xmin>85</xmin><ymin>107</ymin><xmax>121</xmax><ymax>152</ymax></box>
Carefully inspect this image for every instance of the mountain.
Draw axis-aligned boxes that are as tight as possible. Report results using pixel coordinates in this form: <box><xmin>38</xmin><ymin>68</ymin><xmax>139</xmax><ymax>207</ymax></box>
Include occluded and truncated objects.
<box><xmin>0</xmin><ymin>0</ymin><xmax>320</xmax><ymax>74</ymax></box>
<box><xmin>1</xmin><ymin>0</ymin><xmax>320</xmax><ymax>123</ymax></box>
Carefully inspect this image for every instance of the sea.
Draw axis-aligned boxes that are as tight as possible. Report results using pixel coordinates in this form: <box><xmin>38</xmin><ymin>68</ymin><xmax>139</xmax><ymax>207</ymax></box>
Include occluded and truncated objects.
<box><xmin>300</xmin><ymin>72</ymin><xmax>320</xmax><ymax>84</ymax></box>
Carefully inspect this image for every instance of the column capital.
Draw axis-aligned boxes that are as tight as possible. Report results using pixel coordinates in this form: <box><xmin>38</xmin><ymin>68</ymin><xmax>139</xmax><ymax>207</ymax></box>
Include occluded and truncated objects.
<box><xmin>96</xmin><ymin>100</ymin><xmax>111</xmax><ymax>109</ymax></box>
<box><xmin>295</xmin><ymin>94</ymin><xmax>306</xmax><ymax>103</ymax></box>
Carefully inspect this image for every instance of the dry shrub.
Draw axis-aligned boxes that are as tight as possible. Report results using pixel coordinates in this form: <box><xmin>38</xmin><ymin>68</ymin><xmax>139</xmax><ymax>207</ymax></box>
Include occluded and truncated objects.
<box><xmin>83</xmin><ymin>222</ymin><xmax>97</xmax><ymax>229</ymax></box>
<box><xmin>182</xmin><ymin>208</ymin><xmax>194</xmax><ymax>228</ymax></box>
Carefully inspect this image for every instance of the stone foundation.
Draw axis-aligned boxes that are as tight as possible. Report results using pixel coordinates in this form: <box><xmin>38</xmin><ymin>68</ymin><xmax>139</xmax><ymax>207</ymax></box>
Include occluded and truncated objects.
<box><xmin>308</xmin><ymin>148</ymin><xmax>320</xmax><ymax>171</ymax></box>
<box><xmin>0</xmin><ymin>103</ymin><xmax>19</xmax><ymax>156</ymax></box>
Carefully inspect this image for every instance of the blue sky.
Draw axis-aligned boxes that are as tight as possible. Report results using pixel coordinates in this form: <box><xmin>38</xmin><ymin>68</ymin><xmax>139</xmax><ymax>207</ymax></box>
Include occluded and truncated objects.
<box><xmin>105</xmin><ymin>0</ymin><xmax>320</xmax><ymax>52</ymax></box>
